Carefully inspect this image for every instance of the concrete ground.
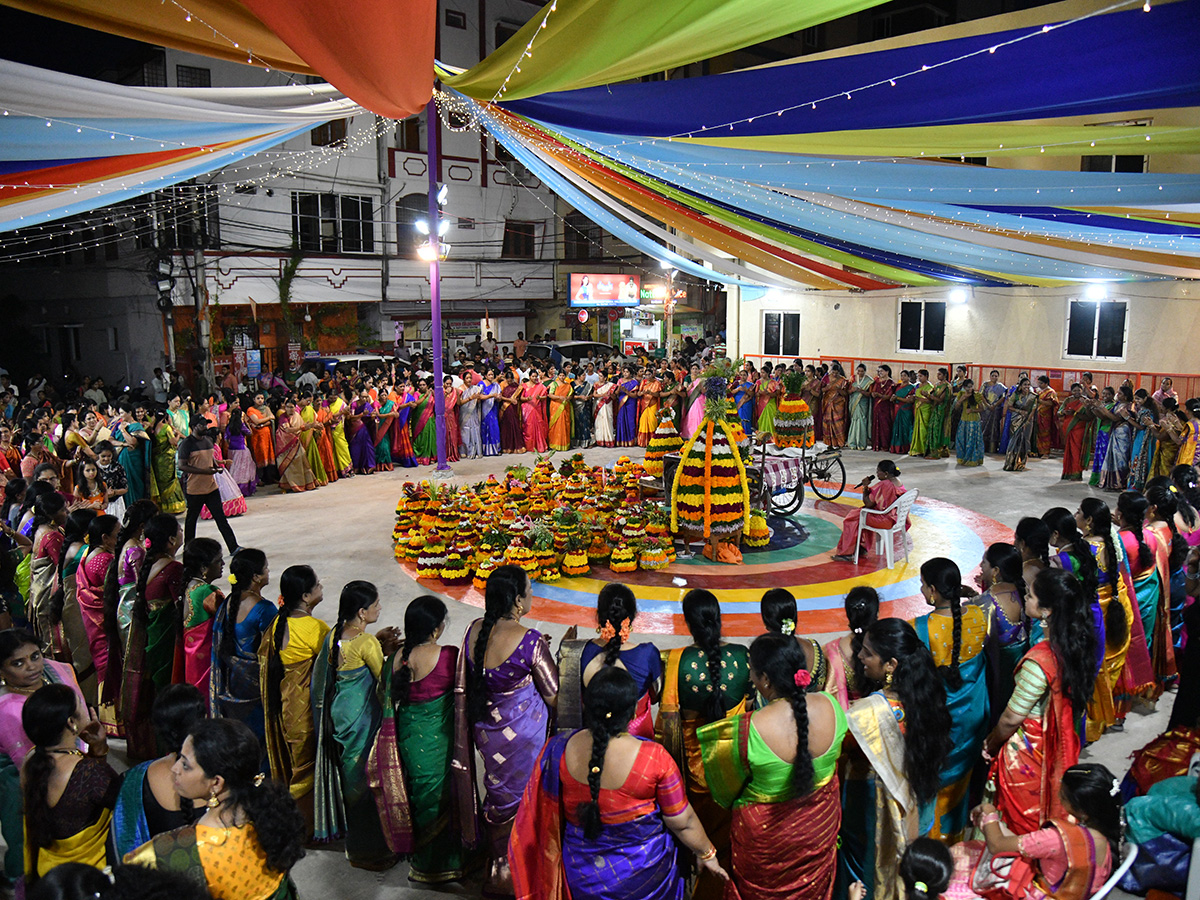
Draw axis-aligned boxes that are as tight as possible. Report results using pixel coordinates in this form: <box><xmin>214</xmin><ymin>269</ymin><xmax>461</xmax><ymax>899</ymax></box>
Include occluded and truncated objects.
<box><xmin>10</xmin><ymin>444</ymin><xmax>1170</xmax><ymax>897</ymax></box>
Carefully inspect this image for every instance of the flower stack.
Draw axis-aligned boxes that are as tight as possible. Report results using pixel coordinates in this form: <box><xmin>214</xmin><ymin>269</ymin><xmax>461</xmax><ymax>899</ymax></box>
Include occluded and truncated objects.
<box><xmin>473</xmin><ymin>554</ymin><xmax>501</xmax><ymax>590</ymax></box>
<box><xmin>745</xmin><ymin>509</ymin><xmax>771</xmax><ymax>548</ymax></box>
<box><xmin>609</xmin><ymin>542</ymin><xmax>638</xmax><ymax>573</ymax></box>
<box><xmin>773</xmin><ymin>370</ymin><xmax>815</xmax><ymax>449</ymax></box>
<box><xmin>529</xmin><ymin>525</ymin><xmax>558</xmax><ymax>573</ymax></box>
<box><xmin>417</xmin><ymin>531</ymin><xmax>448</xmax><ymax>579</ymax></box>
<box><xmin>405</xmin><ymin>530</ymin><xmax>426</xmax><ymax>562</ymax></box>
<box><xmin>587</xmin><ymin>532</ymin><xmax>612</xmax><ymax>563</ymax></box>
<box><xmin>503</xmin><ymin>537</ymin><xmax>539</xmax><ymax>575</ymax></box>
<box><xmin>561</xmin><ymin>536</ymin><xmax>590</xmax><ymax>576</ymax></box>
<box><xmin>644</xmin><ymin>409</ymin><xmax>682</xmax><ymax>477</ymax></box>
<box><xmin>440</xmin><ymin>542</ymin><xmax>474</xmax><ymax>584</ymax></box>
<box><xmin>552</xmin><ymin>507</ymin><xmax>582</xmax><ymax>552</ymax></box>
<box><xmin>639</xmin><ymin>537</ymin><xmax>671</xmax><ymax>571</ymax></box>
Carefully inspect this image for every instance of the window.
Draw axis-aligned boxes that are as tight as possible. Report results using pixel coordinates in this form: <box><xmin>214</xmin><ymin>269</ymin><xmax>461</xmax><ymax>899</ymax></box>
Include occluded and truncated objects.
<box><xmin>141</xmin><ymin>53</ymin><xmax>167</xmax><ymax>87</ymax></box>
<box><xmin>292</xmin><ymin>192</ymin><xmax>374</xmax><ymax>254</ymax></box>
<box><xmin>495</xmin><ymin>21</ymin><xmax>521</xmax><ymax>50</ymax></box>
<box><xmin>445</xmin><ymin>8</ymin><xmax>467</xmax><ymax>28</ymax></box>
<box><xmin>59</xmin><ymin>327</ymin><xmax>82</xmax><ymax>363</ymax></box>
<box><xmin>564</xmin><ymin>212</ymin><xmax>602</xmax><ymax>260</ymax></box>
<box><xmin>397</xmin><ymin>115</ymin><xmax>422</xmax><ymax>153</ymax></box>
<box><xmin>493</xmin><ymin>138</ymin><xmax>514</xmax><ymax>164</ymax></box>
<box><xmin>158</xmin><ymin>185</ymin><xmax>220</xmax><ymax>250</ymax></box>
<box><xmin>502</xmin><ymin>220</ymin><xmax>537</xmax><ymax>259</ymax></box>
<box><xmin>311</xmin><ymin>119</ymin><xmax>348</xmax><ymax>147</ymax></box>
<box><xmin>396</xmin><ymin>193</ymin><xmax>427</xmax><ymax>258</ymax></box>
<box><xmin>872</xmin><ymin>2</ymin><xmax>950</xmax><ymax>39</ymax></box>
<box><xmin>1081</xmin><ymin>118</ymin><xmax>1150</xmax><ymax>174</ymax></box>
<box><xmin>762</xmin><ymin>312</ymin><xmax>800</xmax><ymax>357</ymax></box>
<box><xmin>1065</xmin><ymin>298</ymin><xmax>1127</xmax><ymax>360</ymax></box>
<box><xmin>897</xmin><ymin>299</ymin><xmax>945</xmax><ymax>352</ymax></box>
<box><xmin>175</xmin><ymin>65</ymin><xmax>211</xmax><ymax>88</ymax></box>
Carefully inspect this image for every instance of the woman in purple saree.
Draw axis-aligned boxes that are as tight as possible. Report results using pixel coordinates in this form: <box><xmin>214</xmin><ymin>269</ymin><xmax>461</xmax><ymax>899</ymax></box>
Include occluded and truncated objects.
<box><xmin>347</xmin><ymin>390</ymin><xmax>377</xmax><ymax>474</ymax></box>
<box><xmin>456</xmin><ymin>566</ymin><xmax>559</xmax><ymax>898</ymax></box>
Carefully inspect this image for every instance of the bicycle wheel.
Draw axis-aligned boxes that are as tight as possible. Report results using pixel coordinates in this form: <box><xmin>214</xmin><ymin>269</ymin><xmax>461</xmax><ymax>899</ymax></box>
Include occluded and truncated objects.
<box><xmin>809</xmin><ymin>455</ymin><xmax>846</xmax><ymax>500</ymax></box>
<box><xmin>771</xmin><ymin>481</ymin><xmax>805</xmax><ymax>515</ymax></box>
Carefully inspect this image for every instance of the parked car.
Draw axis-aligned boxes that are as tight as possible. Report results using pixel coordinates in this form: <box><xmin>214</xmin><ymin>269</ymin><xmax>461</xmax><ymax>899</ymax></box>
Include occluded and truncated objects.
<box><xmin>524</xmin><ymin>341</ymin><xmax>626</xmax><ymax>368</ymax></box>
<box><xmin>312</xmin><ymin>354</ymin><xmax>391</xmax><ymax>376</ymax></box>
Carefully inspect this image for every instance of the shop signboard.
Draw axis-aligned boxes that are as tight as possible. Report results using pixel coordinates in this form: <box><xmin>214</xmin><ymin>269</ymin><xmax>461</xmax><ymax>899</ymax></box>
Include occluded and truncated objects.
<box><xmin>569</xmin><ymin>273</ymin><xmax>640</xmax><ymax>307</ymax></box>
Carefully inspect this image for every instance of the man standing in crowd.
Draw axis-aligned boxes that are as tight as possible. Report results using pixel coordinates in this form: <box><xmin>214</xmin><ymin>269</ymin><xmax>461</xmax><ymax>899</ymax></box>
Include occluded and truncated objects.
<box><xmin>178</xmin><ymin>415</ymin><xmax>238</xmax><ymax>553</ymax></box>
<box><xmin>513</xmin><ymin>331</ymin><xmax>528</xmax><ymax>361</ymax></box>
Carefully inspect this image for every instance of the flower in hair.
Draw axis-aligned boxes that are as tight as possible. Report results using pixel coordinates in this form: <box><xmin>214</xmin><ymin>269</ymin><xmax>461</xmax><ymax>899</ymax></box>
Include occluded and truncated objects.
<box><xmin>914</xmin><ymin>882</ymin><xmax>928</xmax><ymax>894</ymax></box>
<box><xmin>253</xmin><ymin>773</ymin><xmax>265</xmax><ymax>787</ymax></box>
<box><xmin>618</xmin><ymin>617</ymin><xmax>632</xmax><ymax>642</ymax></box>
<box><xmin>228</xmin><ymin>573</ymin><xmax>237</xmax><ymax>586</ymax></box>
<box><xmin>1110</xmin><ymin>777</ymin><xmax>1121</xmax><ymax>797</ymax></box>
<box><xmin>598</xmin><ymin>622</ymin><xmax>617</xmax><ymax>642</ymax></box>
<box><xmin>144</xmin><ymin>537</ymin><xmax>152</xmax><ymax>549</ymax></box>
<box><xmin>794</xmin><ymin>669</ymin><xmax>812</xmax><ymax>688</ymax></box>
<box><xmin>780</xmin><ymin>618</ymin><xmax>795</xmax><ymax>636</ymax></box>
<box><xmin>853</xmin><ymin>627</ymin><xmax>863</xmax><ymax>634</ymax></box>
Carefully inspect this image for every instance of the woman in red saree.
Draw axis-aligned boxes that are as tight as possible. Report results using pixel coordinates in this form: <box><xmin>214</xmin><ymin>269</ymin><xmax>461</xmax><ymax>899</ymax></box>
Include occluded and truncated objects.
<box><xmin>983</xmin><ymin>569</ymin><xmax>1095</xmax><ymax>835</ymax></box>
<box><xmin>871</xmin><ymin>366</ymin><xmax>896</xmax><ymax>452</ymax></box>
<box><xmin>273</xmin><ymin>401</ymin><xmax>317</xmax><ymax>493</ymax></box>
<box><xmin>1057</xmin><ymin>384</ymin><xmax>1091</xmax><ymax>481</ymax></box>
<box><xmin>521</xmin><ymin>372</ymin><xmax>549</xmax><ymax>453</ymax></box>
<box><xmin>1034</xmin><ymin>377</ymin><xmax>1060</xmax><ymax>457</ymax></box>
<box><xmin>442</xmin><ymin>376</ymin><xmax>461</xmax><ymax>463</ymax></box>
<box><xmin>75</xmin><ymin>514</ymin><xmax>119</xmax><ymax>721</ymax></box>
<box><xmin>313</xmin><ymin>398</ymin><xmax>339</xmax><ymax>483</ymax></box>
<box><xmin>821</xmin><ymin>363</ymin><xmax>850</xmax><ymax>449</ymax></box>
<box><xmin>499</xmin><ymin>371</ymin><xmax>525</xmax><ymax>453</ymax></box>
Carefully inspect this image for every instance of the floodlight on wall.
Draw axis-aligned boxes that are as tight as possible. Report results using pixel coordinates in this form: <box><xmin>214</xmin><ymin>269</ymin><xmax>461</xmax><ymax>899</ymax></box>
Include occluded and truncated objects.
<box><xmin>1085</xmin><ymin>283</ymin><xmax>1108</xmax><ymax>301</ymax></box>
<box><xmin>417</xmin><ymin>240</ymin><xmax>450</xmax><ymax>262</ymax></box>
<box><xmin>437</xmin><ymin>183</ymin><xmax>449</xmax><ymax>206</ymax></box>
<box><xmin>948</xmin><ymin>288</ymin><xmax>969</xmax><ymax>304</ymax></box>
<box><xmin>414</xmin><ymin>219</ymin><xmax>430</xmax><ymax>235</ymax></box>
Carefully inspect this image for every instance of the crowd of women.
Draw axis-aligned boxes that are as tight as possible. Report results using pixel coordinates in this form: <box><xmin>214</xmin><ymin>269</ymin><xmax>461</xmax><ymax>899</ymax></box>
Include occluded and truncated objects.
<box><xmin>4</xmin><ymin>445</ymin><xmax>1200</xmax><ymax>899</ymax></box>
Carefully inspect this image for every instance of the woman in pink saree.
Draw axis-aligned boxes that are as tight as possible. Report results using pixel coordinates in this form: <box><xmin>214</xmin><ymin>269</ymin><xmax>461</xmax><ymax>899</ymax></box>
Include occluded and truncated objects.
<box><xmin>832</xmin><ymin>460</ymin><xmax>908</xmax><ymax>561</ymax></box>
<box><xmin>442</xmin><ymin>376</ymin><xmax>461</xmax><ymax>463</ymax></box>
<box><xmin>683</xmin><ymin>363</ymin><xmax>707</xmax><ymax>440</ymax></box>
<box><xmin>521</xmin><ymin>372</ymin><xmax>549</xmax><ymax>453</ymax></box>
<box><xmin>75</xmin><ymin>514</ymin><xmax>120</xmax><ymax>713</ymax></box>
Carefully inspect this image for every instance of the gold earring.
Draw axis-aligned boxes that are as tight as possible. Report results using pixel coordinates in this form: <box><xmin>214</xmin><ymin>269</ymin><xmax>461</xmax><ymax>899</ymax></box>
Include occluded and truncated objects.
<box><xmin>884</xmin><ymin>670</ymin><xmax>894</xmax><ymax>689</ymax></box>
<box><xmin>206</xmin><ymin>789</ymin><xmax>220</xmax><ymax>809</ymax></box>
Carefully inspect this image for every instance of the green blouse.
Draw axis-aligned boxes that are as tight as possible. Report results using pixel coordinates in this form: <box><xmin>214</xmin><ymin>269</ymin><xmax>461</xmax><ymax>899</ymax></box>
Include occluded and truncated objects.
<box><xmin>678</xmin><ymin>644</ymin><xmax>754</xmax><ymax>715</ymax></box>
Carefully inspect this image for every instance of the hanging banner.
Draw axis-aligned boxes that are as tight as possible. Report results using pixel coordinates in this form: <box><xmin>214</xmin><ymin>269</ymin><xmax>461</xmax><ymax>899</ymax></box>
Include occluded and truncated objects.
<box><xmin>287</xmin><ymin>342</ymin><xmax>303</xmax><ymax>372</ymax></box>
<box><xmin>246</xmin><ymin>349</ymin><xmax>262</xmax><ymax>378</ymax></box>
<box><xmin>232</xmin><ymin>347</ymin><xmax>246</xmax><ymax>382</ymax></box>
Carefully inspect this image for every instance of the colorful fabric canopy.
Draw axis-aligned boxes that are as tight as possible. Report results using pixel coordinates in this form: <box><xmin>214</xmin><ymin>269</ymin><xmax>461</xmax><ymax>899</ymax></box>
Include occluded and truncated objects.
<box><xmin>0</xmin><ymin>59</ymin><xmax>360</xmax><ymax>230</ymax></box>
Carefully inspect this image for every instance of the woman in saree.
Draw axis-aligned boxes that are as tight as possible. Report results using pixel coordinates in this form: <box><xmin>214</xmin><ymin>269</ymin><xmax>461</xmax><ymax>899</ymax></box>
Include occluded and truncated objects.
<box><xmin>441</xmin><ymin>376</ymin><xmax>461</xmax><ymax>463</ymax></box>
<box><xmin>480</xmin><ymin>370</ymin><xmax>502</xmax><ymax>456</ymax></box>
<box><xmin>593</xmin><ymin>375</ymin><xmax>617</xmax><ymax>448</ymax></box>
<box><xmin>521</xmin><ymin>371</ymin><xmax>549</xmax><ymax>454</ymax></box>
<box><xmin>700</xmin><ymin>634</ymin><xmax>846</xmax><ymax>900</ymax></box>
<box><xmin>28</xmin><ymin>492</ymin><xmax>68</xmax><ymax>654</ymax></box>
<box><xmin>913</xmin><ymin>558</ymin><xmax>989</xmax><ymax>842</ymax></box>
<box><xmin>245</xmin><ymin>392</ymin><xmax>276</xmax><ymax>481</ymax></box>
<box><xmin>847</xmin><ymin>363</ymin><xmax>873</xmax><ymax>450</ymax></box>
<box><xmin>954</xmin><ymin>380</ymin><xmax>986</xmax><ymax>467</ymax></box>
<box><xmin>272</xmin><ymin>401</ymin><xmax>317</xmax><ymax>493</ymax></box>
<box><xmin>572</xmin><ymin>370</ymin><xmax>594</xmax><ymax>448</ymax></box>
<box><xmin>459</xmin><ymin>566</ymin><xmax>559</xmax><ymax>896</ymax></box>
<box><xmin>950</xmin><ymin>764</ymin><xmax>1122</xmax><ymax>900</ymax></box>
<box><xmin>1146</xmin><ymin>480</ymin><xmax>1190</xmax><ymax>655</ymax></box>
<box><xmin>458</xmin><ymin>373</ymin><xmax>482</xmax><ymax>459</ymax></box>
<box><xmin>312</xmin><ymin>580</ymin><xmax>398</xmax><ymax>870</ymax></box>
<box><xmin>326</xmin><ymin>389</ymin><xmax>354</xmax><ymax>478</ymax></box>
<box><xmin>1057</xmin><ymin>383</ymin><xmax>1091</xmax><ymax>481</ymax></box>
<box><xmin>21</xmin><ymin>683</ymin><xmax>116</xmax><ymax>883</ymax></box>
<box><xmin>1129</xmin><ymin>391</ymin><xmax>1159</xmax><ymax>491</ymax></box>
<box><xmin>260</xmin><ymin>565</ymin><xmax>328</xmax><ymax>836</ymax></box>
<box><xmin>149</xmin><ymin>409</ymin><xmax>186</xmax><ymax>514</ymax></box>
<box><xmin>371</xmin><ymin>595</ymin><xmax>469</xmax><ymax>883</ymax></box>
<box><xmin>574</xmin><ymin>584</ymin><xmax>661</xmax><ymax>739</ymax></box>
<box><xmin>58</xmin><ymin>508</ymin><xmax>97</xmax><ymax>696</ymax></box>
<box><xmin>823</xmin><ymin>587</ymin><xmax>879</xmax><ymax>711</ymax></box>
<box><xmin>926</xmin><ymin>367</ymin><xmax>952</xmax><ymax>459</ymax></box>
<box><xmin>75</xmin><ymin>515</ymin><xmax>119</xmax><ymax>723</ymax></box>
<box><xmin>822</xmin><ymin>363</ymin><xmax>851</xmax><ymax>449</ymax></box>
<box><xmin>797</xmin><ymin>364</ymin><xmax>820</xmax><ymax>442</ymax></box>
<box><xmin>840</xmin><ymin>619</ymin><xmax>950</xmax><ymax>900</ymax></box>
<box><xmin>0</xmin><ymin>629</ymin><xmax>86</xmax><ymax>884</ymax></box>
<box><xmin>981</xmin><ymin>370</ymin><xmax>1008</xmax><ymax>453</ymax></box>
<box><xmin>125</xmin><ymin>718</ymin><xmax>306</xmax><ymax>900</ymax></box>
<box><xmin>346</xmin><ymin>389</ymin><xmax>379</xmax><ymax>475</ymax></box>
<box><xmin>757</xmin><ymin>590</ymin><xmax>830</xmax><ymax>696</ymax></box>
<box><xmin>732</xmin><ymin>368</ymin><xmax>757</xmax><ymax>440</ymax></box>
<box><xmin>1151</xmin><ymin>398</ymin><xmax>1188</xmax><ymax>479</ymax></box>
<box><xmin>109</xmin><ymin>683</ymin><xmax>206</xmax><ymax>860</ymax></box>
<box><xmin>1001</xmin><ymin>378</ymin><xmax>1037</xmax><ymax>472</ymax></box>
<box><xmin>121</xmin><ymin>513</ymin><xmax>183</xmax><ymax>761</ymax></box>
<box><xmin>499</xmin><ymin>371</ymin><xmax>525</xmax><ymax>454</ymax></box>
<box><xmin>982</xmin><ymin>568</ymin><xmax>1095</xmax><ymax>835</ymax></box>
<box><xmin>102</xmin><ymin>499</ymin><xmax>156</xmax><ymax>709</ymax></box>
<box><xmin>548</xmin><ymin>370</ymin><xmax>575</xmax><ymax>451</ymax></box>
<box><xmin>756</xmin><ymin>365</ymin><xmax>780</xmax><ymax>440</ymax></box>
<box><xmin>973</xmin><ymin>544</ymin><xmax>1029</xmax><ymax>721</ymax></box>
<box><xmin>870</xmin><ymin>365</ymin><xmax>895</xmax><ymax>452</ymax></box>
<box><xmin>223</xmin><ymin>406</ymin><xmax>258</xmax><ymax>496</ymax></box>
<box><xmin>372</xmin><ymin>390</ymin><xmax>397</xmax><ymax>472</ymax></box>
<box><xmin>411</xmin><ymin>379</ymin><xmax>439</xmax><ymax>465</ymax></box>
<box><xmin>180</xmin><ymin>538</ymin><xmax>222</xmax><ymax>701</ymax></box>
<box><xmin>682</xmin><ymin>363</ymin><xmax>706</xmax><ymax>441</ymax></box>
<box><xmin>890</xmin><ymin>370</ymin><xmax>916</xmax><ymax>454</ymax></box>
<box><xmin>390</xmin><ymin>382</ymin><xmax>419</xmax><ymax>466</ymax></box>
<box><xmin>614</xmin><ymin>368</ymin><xmax>642</xmax><ymax>448</ymax></box>
<box><xmin>832</xmin><ymin>460</ymin><xmax>907</xmax><ymax>562</ymax></box>
<box><xmin>111</xmin><ymin>402</ymin><xmax>151</xmax><ymax>504</ymax></box>
<box><xmin>1034</xmin><ymin>376</ymin><xmax>1060</xmax><ymax>457</ymax></box>
<box><xmin>210</xmin><ymin>548</ymin><xmax>274</xmax><ymax>747</ymax></box>
<box><xmin>312</xmin><ymin>394</ymin><xmax>339</xmax><ymax>482</ymax></box>
<box><xmin>909</xmin><ymin>370</ymin><xmax>933</xmax><ymax>457</ymax></box>
<box><xmin>1115</xmin><ymin>491</ymin><xmax>1173</xmax><ymax>696</ymax></box>
<box><xmin>1088</xmin><ymin>386</ymin><xmax>1118</xmax><ymax>487</ymax></box>
<box><xmin>655</xmin><ymin>589</ymin><xmax>754</xmax><ymax>900</ymax></box>
<box><xmin>513</xmin><ymin>667</ymin><xmax>728</xmax><ymax>900</ymax></box>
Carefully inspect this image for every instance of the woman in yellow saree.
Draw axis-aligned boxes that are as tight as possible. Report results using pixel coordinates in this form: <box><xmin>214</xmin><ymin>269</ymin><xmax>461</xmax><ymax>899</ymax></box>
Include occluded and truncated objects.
<box><xmin>259</xmin><ymin>565</ymin><xmax>328</xmax><ymax>837</ymax></box>
<box><xmin>547</xmin><ymin>371</ymin><xmax>574</xmax><ymax>452</ymax></box>
<box><xmin>655</xmin><ymin>589</ymin><xmax>755</xmax><ymax>900</ymax></box>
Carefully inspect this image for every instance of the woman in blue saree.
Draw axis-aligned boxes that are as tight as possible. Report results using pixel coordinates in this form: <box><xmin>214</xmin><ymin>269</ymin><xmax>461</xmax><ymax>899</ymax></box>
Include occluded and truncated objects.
<box><xmin>312</xmin><ymin>580</ymin><xmax>398</xmax><ymax>870</ymax></box>
<box><xmin>209</xmin><ymin>548</ymin><xmax>275</xmax><ymax>748</ymax></box>
<box><xmin>1100</xmin><ymin>386</ymin><xmax>1135</xmax><ymax>491</ymax></box>
<box><xmin>480</xmin><ymin>370</ymin><xmax>502</xmax><ymax>456</ymax></box>
<box><xmin>511</xmin><ymin>667</ymin><xmax>728</xmax><ymax>900</ymax></box>
<box><xmin>913</xmin><ymin>558</ymin><xmax>988</xmax><ymax>843</ymax></box>
<box><xmin>111</xmin><ymin>402</ymin><xmax>151</xmax><ymax>504</ymax></box>
<box><xmin>1129</xmin><ymin>392</ymin><xmax>1159</xmax><ymax>492</ymax></box>
<box><xmin>733</xmin><ymin>370</ymin><xmax>755</xmax><ymax>437</ymax></box>
<box><xmin>614</xmin><ymin>368</ymin><xmax>640</xmax><ymax>447</ymax></box>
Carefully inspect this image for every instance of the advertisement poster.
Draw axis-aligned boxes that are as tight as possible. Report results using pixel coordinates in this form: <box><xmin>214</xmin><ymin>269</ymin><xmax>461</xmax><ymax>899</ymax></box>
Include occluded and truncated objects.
<box><xmin>232</xmin><ymin>347</ymin><xmax>246</xmax><ymax>381</ymax></box>
<box><xmin>287</xmin><ymin>342</ymin><xmax>303</xmax><ymax>372</ymax></box>
<box><xmin>246</xmin><ymin>349</ymin><xmax>262</xmax><ymax>378</ymax></box>
<box><xmin>569</xmin><ymin>273</ymin><xmax>641</xmax><ymax>308</ymax></box>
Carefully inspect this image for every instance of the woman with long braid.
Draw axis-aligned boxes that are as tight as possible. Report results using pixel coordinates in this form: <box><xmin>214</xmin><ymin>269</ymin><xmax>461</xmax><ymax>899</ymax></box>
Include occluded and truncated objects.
<box><xmin>700</xmin><ymin>633</ymin><xmax>847</xmax><ymax>899</ymax></box>
<box><xmin>913</xmin><ymin>558</ymin><xmax>988</xmax><ymax>842</ymax></box>
<box><xmin>840</xmin><ymin>618</ymin><xmax>951</xmax><ymax>900</ymax></box>
<box><xmin>973</xmin><ymin>544</ymin><xmax>1029</xmax><ymax>718</ymax></box>
<box><xmin>1115</xmin><ymin>491</ymin><xmax>1175</xmax><ymax>698</ymax></box>
<box><xmin>370</xmin><ymin>595</ymin><xmax>468</xmax><ymax>883</ymax></box>
<box><xmin>259</xmin><ymin>565</ymin><xmax>327</xmax><ymax>836</ymax></box>
<box><xmin>655</xmin><ymin>589</ymin><xmax>754</xmax><ymax>900</ymax></box>
<box><xmin>512</xmin><ymin>666</ymin><xmax>727</xmax><ymax>899</ymax></box>
<box><xmin>210</xmin><ymin>548</ymin><xmax>275</xmax><ymax>746</ymax></box>
<box><xmin>983</xmin><ymin>569</ymin><xmax>1096</xmax><ymax>835</ymax></box>
<box><xmin>311</xmin><ymin>580</ymin><xmax>397</xmax><ymax>870</ymax></box>
<box><xmin>823</xmin><ymin>586</ymin><xmax>879</xmax><ymax>710</ymax></box>
<box><xmin>456</xmin><ymin>565</ymin><xmax>558</xmax><ymax>897</ymax></box>
<box><xmin>179</xmin><ymin>538</ymin><xmax>222</xmax><ymax>699</ymax></box>
<box><xmin>120</xmin><ymin>513</ymin><xmax>183</xmax><ymax>761</ymax></box>
<box><xmin>578</xmin><ymin>583</ymin><xmax>661</xmax><ymax>738</ymax></box>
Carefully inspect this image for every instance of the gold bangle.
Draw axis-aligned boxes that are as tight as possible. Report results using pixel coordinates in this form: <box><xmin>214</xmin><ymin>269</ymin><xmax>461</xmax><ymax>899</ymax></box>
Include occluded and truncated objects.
<box><xmin>696</xmin><ymin>846</ymin><xmax>717</xmax><ymax>862</ymax></box>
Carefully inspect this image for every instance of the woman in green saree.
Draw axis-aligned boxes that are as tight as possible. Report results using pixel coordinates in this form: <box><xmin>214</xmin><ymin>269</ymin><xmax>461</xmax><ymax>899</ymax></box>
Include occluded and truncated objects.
<box><xmin>125</xmin><ymin>718</ymin><xmax>306</xmax><ymax>900</ymax></box>
<box><xmin>411</xmin><ymin>379</ymin><xmax>438</xmax><ymax>465</ymax></box>
<box><xmin>370</xmin><ymin>594</ymin><xmax>470</xmax><ymax>883</ymax></box>
<box><xmin>312</xmin><ymin>580</ymin><xmax>399</xmax><ymax>870</ymax></box>
<box><xmin>847</xmin><ymin>364</ymin><xmax>873</xmax><ymax>450</ymax></box>
<box><xmin>148</xmin><ymin>409</ymin><xmax>185</xmax><ymax>515</ymax></box>
<box><xmin>909</xmin><ymin>370</ymin><xmax>933</xmax><ymax>457</ymax></box>
<box><xmin>926</xmin><ymin>367</ymin><xmax>952</xmax><ymax>460</ymax></box>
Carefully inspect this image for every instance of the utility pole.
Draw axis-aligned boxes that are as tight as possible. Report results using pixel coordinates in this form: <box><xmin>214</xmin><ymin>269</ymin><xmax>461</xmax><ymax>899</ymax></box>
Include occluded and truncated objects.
<box><xmin>426</xmin><ymin>97</ymin><xmax>451</xmax><ymax>475</ymax></box>
<box><xmin>192</xmin><ymin>187</ymin><xmax>215</xmax><ymax>390</ymax></box>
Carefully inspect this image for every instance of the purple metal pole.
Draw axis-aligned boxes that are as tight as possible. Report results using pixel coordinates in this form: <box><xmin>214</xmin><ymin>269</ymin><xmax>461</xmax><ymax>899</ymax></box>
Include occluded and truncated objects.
<box><xmin>426</xmin><ymin>98</ymin><xmax>450</xmax><ymax>472</ymax></box>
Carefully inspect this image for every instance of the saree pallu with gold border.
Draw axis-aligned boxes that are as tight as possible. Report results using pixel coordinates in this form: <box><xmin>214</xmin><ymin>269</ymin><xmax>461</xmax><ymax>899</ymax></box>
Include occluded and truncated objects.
<box><xmin>258</xmin><ymin>631</ymin><xmax>317</xmax><ymax>804</ymax></box>
<box><xmin>25</xmin><ymin>808</ymin><xmax>111</xmax><ymax>878</ymax></box>
<box><xmin>989</xmin><ymin>643</ymin><xmax>1079</xmax><ymax>835</ymax></box>
<box><xmin>1120</xmin><ymin>527</ymin><xmax>1176</xmax><ymax>700</ymax></box>
<box><xmin>842</xmin><ymin>693</ymin><xmax>922</xmax><ymax>900</ymax></box>
<box><xmin>274</xmin><ymin>425</ymin><xmax>316</xmax><ymax>493</ymax></box>
<box><xmin>699</xmin><ymin>713</ymin><xmax>842</xmax><ymax>900</ymax></box>
<box><xmin>121</xmin><ymin>600</ymin><xmax>179</xmax><ymax>761</ymax></box>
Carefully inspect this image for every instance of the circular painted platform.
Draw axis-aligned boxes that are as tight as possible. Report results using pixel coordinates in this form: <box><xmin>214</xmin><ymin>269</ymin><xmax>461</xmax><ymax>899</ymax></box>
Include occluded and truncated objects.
<box><xmin>399</xmin><ymin>489</ymin><xmax>1013</xmax><ymax>636</ymax></box>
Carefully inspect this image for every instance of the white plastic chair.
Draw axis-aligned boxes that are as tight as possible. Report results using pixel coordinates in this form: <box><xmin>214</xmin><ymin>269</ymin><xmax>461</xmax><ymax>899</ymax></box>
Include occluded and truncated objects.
<box><xmin>1089</xmin><ymin>842</ymin><xmax>1137</xmax><ymax>900</ymax></box>
<box><xmin>853</xmin><ymin>488</ymin><xmax>919</xmax><ymax>568</ymax></box>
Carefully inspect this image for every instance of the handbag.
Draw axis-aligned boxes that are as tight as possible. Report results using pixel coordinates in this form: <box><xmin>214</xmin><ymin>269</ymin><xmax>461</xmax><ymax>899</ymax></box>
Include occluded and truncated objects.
<box><xmin>1118</xmin><ymin>833</ymin><xmax>1191</xmax><ymax>895</ymax></box>
<box><xmin>970</xmin><ymin>845</ymin><xmax>1037</xmax><ymax>900</ymax></box>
